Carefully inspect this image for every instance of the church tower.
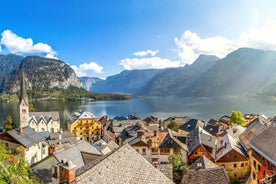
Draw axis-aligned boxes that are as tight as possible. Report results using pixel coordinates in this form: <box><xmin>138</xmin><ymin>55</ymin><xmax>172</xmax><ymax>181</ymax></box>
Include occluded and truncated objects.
<box><xmin>19</xmin><ymin>71</ymin><xmax>29</xmax><ymax>128</ymax></box>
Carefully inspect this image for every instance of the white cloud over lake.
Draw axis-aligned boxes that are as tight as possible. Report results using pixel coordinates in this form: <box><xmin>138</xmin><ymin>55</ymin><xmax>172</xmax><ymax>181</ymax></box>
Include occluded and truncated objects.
<box><xmin>71</xmin><ymin>61</ymin><xmax>103</xmax><ymax>77</ymax></box>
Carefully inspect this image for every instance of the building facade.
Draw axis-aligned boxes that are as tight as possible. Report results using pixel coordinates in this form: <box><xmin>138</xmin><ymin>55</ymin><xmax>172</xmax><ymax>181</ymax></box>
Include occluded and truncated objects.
<box><xmin>67</xmin><ymin>111</ymin><xmax>102</xmax><ymax>141</ymax></box>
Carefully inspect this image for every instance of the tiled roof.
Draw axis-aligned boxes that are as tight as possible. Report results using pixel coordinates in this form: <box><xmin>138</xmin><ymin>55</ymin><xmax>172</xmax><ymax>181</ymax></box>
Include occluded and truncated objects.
<box><xmin>215</xmin><ymin>134</ymin><xmax>248</xmax><ymax>162</ymax></box>
<box><xmin>178</xmin><ymin>119</ymin><xmax>204</xmax><ymax>133</ymax></box>
<box><xmin>249</xmin><ymin>126</ymin><xmax>276</xmax><ymax>165</ymax></box>
<box><xmin>187</xmin><ymin>127</ymin><xmax>216</xmax><ymax>158</ymax></box>
<box><xmin>189</xmin><ymin>155</ymin><xmax>219</xmax><ymax>170</ymax></box>
<box><xmin>226</xmin><ymin>125</ymin><xmax>246</xmax><ymax>140</ymax></box>
<box><xmin>239</xmin><ymin>115</ymin><xmax>271</xmax><ymax>150</ymax></box>
<box><xmin>203</xmin><ymin>124</ymin><xmax>221</xmax><ymax>136</ymax></box>
<box><xmin>7</xmin><ymin>126</ymin><xmax>47</xmax><ymax>147</ymax></box>
<box><xmin>159</xmin><ymin>129</ymin><xmax>187</xmax><ymax>151</ymax></box>
<box><xmin>75</xmin><ymin>144</ymin><xmax>173</xmax><ymax>184</ymax></box>
<box><xmin>181</xmin><ymin>167</ymin><xmax>230</xmax><ymax>184</ymax></box>
<box><xmin>54</xmin><ymin>140</ymin><xmax>102</xmax><ymax>168</ymax></box>
<box><xmin>29</xmin><ymin>111</ymin><xmax>60</xmax><ymax>124</ymax></box>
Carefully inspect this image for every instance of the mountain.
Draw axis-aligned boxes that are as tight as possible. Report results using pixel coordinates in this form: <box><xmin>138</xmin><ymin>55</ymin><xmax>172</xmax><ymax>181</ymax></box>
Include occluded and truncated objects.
<box><xmin>140</xmin><ymin>55</ymin><xmax>219</xmax><ymax>96</ymax></box>
<box><xmin>1</xmin><ymin>55</ymin><xmax>82</xmax><ymax>94</ymax></box>
<box><xmin>90</xmin><ymin>55</ymin><xmax>219</xmax><ymax>95</ymax></box>
<box><xmin>0</xmin><ymin>54</ymin><xmax>24</xmax><ymax>92</ymax></box>
<box><xmin>91</xmin><ymin>48</ymin><xmax>276</xmax><ymax>97</ymax></box>
<box><xmin>183</xmin><ymin>48</ymin><xmax>276</xmax><ymax>97</ymax></box>
<box><xmin>79</xmin><ymin>77</ymin><xmax>103</xmax><ymax>91</ymax></box>
<box><xmin>92</xmin><ymin>69</ymin><xmax>164</xmax><ymax>94</ymax></box>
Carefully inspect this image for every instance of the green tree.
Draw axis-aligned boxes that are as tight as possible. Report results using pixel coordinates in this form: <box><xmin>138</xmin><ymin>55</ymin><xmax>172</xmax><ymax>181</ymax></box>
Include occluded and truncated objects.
<box><xmin>229</xmin><ymin>111</ymin><xmax>245</xmax><ymax>126</ymax></box>
<box><xmin>28</xmin><ymin>104</ymin><xmax>36</xmax><ymax>112</ymax></box>
<box><xmin>167</xmin><ymin>121</ymin><xmax>178</xmax><ymax>132</ymax></box>
<box><xmin>3</xmin><ymin>115</ymin><xmax>15</xmax><ymax>131</ymax></box>
<box><xmin>169</xmin><ymin>154</ymin><xmax>188</xmax><ymax>183</ymax></box>
<box><xmin>0</xmin><ymin>144</ymin><xmax>38</xmax><ymax>184</ymax></box>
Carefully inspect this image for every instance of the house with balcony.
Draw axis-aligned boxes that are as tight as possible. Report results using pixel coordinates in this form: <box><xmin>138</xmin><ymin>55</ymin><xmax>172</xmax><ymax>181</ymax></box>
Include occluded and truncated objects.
<box><xmin>67</xmin><ymin>111</ymin><xmax>102</xmax><ymax>142</ymax></box>
<box><xmin>215</xmin><ymin>134</ymin><xmax>250</xmax><ymax>181</ymax></box>
<box><xmin>187</xmin><ymin>127</ymin><xmax>216</xmax><ymax>164</ymax></box>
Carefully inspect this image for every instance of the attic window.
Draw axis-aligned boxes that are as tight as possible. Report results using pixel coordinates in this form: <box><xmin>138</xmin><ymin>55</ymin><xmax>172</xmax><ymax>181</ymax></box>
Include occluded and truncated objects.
<box><xmin>187</xmin><ymin>125</ymin><xmax>191</xmax><ymax>129</ymax></box>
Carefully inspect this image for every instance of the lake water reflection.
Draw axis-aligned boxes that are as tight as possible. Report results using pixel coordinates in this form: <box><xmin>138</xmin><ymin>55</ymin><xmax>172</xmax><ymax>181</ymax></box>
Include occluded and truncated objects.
<box><xmin>1</xmin><ymin>96</ymin><xmax>276</xmax><ymax>129</ymax></box>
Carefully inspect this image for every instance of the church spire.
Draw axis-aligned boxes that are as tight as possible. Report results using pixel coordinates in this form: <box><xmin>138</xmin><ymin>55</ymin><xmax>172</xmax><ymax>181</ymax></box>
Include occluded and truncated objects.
<box><xmin>20</xmin><ymin>71</ymin><xmax>28</xmax><ymax>102</ymax></box>
<box><xmin>19</xmin><ymin>71</ymin><xmax>29</xmax><ymax>128</ymax></box>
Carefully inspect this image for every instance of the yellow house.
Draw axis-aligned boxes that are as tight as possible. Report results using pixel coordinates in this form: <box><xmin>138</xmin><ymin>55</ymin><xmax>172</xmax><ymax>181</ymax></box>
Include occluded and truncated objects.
<box><xmin>215</xmin><ymin>134</ymin><xmax>250</xmax><ymax>181</ymax></box>
<box><xmin>67</xmin><ymin>111</ymin><xmax>101</xmax><ymax>141</ymax></box>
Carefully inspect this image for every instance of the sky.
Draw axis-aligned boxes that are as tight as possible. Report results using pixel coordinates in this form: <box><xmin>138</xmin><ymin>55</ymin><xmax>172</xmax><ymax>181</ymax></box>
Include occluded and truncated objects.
<box><xmin>1</xmin><ymin>0</ymin><xmax>276</xmax><ymax>78</ymax></box>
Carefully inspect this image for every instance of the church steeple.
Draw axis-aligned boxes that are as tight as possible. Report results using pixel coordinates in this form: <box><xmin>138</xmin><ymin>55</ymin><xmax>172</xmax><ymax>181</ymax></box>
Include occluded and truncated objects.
<box><xmin>19</xmin><ymin>71</ymin><xmax>29</xmax><ymax>128</ymax></box>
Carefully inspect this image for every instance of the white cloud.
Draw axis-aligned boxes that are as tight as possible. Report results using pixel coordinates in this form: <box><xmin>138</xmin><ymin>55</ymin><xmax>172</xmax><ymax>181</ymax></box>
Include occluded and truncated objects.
<box><xmin>134</xmin><ymin>49</ymin><xmax>159</xmax><ymax>57</ymax></box>
<box><xmin>175</xmin><ymin>30</ymin><xmax>237</xmax><ymax>65</ymax></box>
<box><xmin>120</xmin><ymin>57</ymin><xmax>182</xmax><ymax>70</ymax></box>
<box><xmin>0</xmin><ymin>30</ymin><xmax>57</xmax><ymax>58</ymax></box>
<box><xmin>239</xmin><ymin>20</ymin><xmax>276</xmax><ymax>50</ymax></box>
<box><xmin>175</xmin><ymin>20</ymin><xmax>276</xmax><ymax>65</ymax></box>
<box><xmin>71</xmin><ymin>61</ymin><xmax>103</xmax><ymax>77</ymax></box>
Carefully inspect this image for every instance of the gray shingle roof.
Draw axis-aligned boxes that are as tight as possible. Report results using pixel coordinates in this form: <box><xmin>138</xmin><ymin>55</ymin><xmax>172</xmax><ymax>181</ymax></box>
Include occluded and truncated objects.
<box><xmin>7</xmin><ymin>126</ymin><xmax>47</xmax><ymax>147</ymax></box>
<box><xmin>178</xmin><ymin>119</ymin><xmax>204</xmax><ymax>133</ymax></box>
<box><xmin>239</xmin><ymin>115</ymin><xmax>271</xmax><ymax>150</ymax></box>
<box><xmin>189</xmin><ymin>155</ymin><xmax>219</xmax><ymax>170</ymax></box>
<box><xmin>181</xmin><ymin>167</ymin><xmax>230</xmax><ymax>184</ymax></box>
<box><xmin>54</xmin><ymin>140</ymin><xmax>102</xmax><ymax>168</ymax></box>
<box><xmin>249</xmin><ymin>126</ymin><xmax>276</xmax><ymax>165</ymax></box>
<box><xmin>75</xmin><ymin>144</ymin><xmax>173</xmax><ymax>184</ymax></box>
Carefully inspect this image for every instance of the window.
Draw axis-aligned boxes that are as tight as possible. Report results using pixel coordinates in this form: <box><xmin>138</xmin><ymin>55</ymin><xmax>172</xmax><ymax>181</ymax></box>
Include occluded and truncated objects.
<box><xmin>136</xmin><ymin>149</ymin><xmax>139</xmax><ymax>153</ymax></box>
<box><xmin>195</xmin><ymin>151</ymin><xmax>198</xmax><ymax>155</ymax></box>
<box><xmin>221</xmin><ymin>164</ymin><xmax>225</xmax><ymax>168</ymax></box>
<box><xmin>258</xmin><ymin>164</ymin><xmax>261</xmax><ymax>172</ymax></box>
<box><xmin>241</xmin><ymin>163</ymin><xmax>244</xmax><ymax>167</ymax></box>
<box><xmin>234</xmin><ymin>163</ymin><xmax>237</xmax><ymax>168</ymax></box>
<box><xmin>234</xmin><ymin>173</ymin><xmax>237</xmax><ymax>177</ymax></box>
<box><xmin>253</xmin><ymin>172</ymin><xmax>256</xmax><ymax>180</ymax></box>
<box><xmin>142</xmin><ymin>148</ymin><xmax>146</xmax><ymax>155</ymax></box>
<box><xmin>253</xmin><ymin>160</ymin><xmax>256</xmax><ymax>169</ymax></box>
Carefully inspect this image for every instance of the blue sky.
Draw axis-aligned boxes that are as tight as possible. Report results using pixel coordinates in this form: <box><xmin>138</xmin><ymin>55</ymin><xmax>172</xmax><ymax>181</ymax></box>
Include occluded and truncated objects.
<box><xmin>1</xmin><ymin>0</ymin><xmax>276</xmax><ymax>78</ymax></box>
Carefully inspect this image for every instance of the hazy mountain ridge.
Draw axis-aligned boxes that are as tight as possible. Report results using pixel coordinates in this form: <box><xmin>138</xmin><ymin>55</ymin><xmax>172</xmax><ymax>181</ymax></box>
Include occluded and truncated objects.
<box><xmin>92</xmin><ymin>69</ymin><xmax>164</xmax><ymax>94</ymax></box>
<box><xmin>79</xmin><ymin>77</ymin><xmax>103</xmax><ymax>91</ymax></box>
<box><xmin>90</xmin><ymin>48</ymin><xmax>276</xmax><ymax>97</ymax></box>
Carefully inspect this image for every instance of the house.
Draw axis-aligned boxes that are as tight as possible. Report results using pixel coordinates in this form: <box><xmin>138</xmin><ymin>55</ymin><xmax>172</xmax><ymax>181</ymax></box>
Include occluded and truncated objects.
<box><xmin>187</xmin><ymin>127</ymin><xmax>216</xmax><ymax>164</ymax></box>
<box><xmin>162</xmin><ymin>116</ymin><xmax>190</xmax><ymax>129</ymax></box>
<box><xmin>159</xmin><ymin>129</ymin><xmax>188</xmax><ymax>163</ymax></box>
<box><xmin>32</xmin><ymin>140</ymin><xmax>102</xmax><ymax>183</ymax></box>
<box><xmin>48</xmin><ymin>130</ymin><xmax>78</xmax><ymax>154</ymax></box>
<box><xmin>0</xmin><ymin>126</ymin><xmax>49</xmax><ymax>165</ymax></box>
<box><xmin>215</xmin><ymin>134</ymin><xmax>250</xmax><ymax>181</ymax></box>
<box><xmin>248</xmin><ymin>125</ymin><xmax>276</xmax><ymax>184</ymax></box>
<box><xmin>239</xmin><ymin>114</ymin><xmax>271</xmax><ymax>150</ymax></box>
<box><xmin>29</xmin><ymin>111</ymin><xmax>60</xmax><ymax>133</ymax></box>
<box><xmin>181</xmin><ymin>155</ymin><xmax>230</xmax><ymax>184</ymax></box>
<box><xmin>143</xmin><ymin>115</ymin><xmax>159</xmax><ymax>126</ymax></box>
<box><xmin>67</xmin><ymin>111</ymin><xmax>102</xmax><ymax>141</ymax></box>
<box><xmin>60</xmin><ymin>143</ymin><xmax>173</xmax><ymax>183</ymax></box>
<box><xmin>98</xmin><ymin>115</ymin><xmax>116</xmax><ymax>143</ymax></box>
<box><xmin>178</xmin><ymin>119</ymin><xmax>205</xmax><ymax>135</ymax></box>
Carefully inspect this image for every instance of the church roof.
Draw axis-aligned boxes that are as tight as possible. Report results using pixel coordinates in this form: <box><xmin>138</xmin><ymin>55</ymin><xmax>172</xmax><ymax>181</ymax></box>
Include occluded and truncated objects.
<box><xmin>29</xmin><ymin>111</ymin><xmax>60</xmax><ymax>124</ymax></box>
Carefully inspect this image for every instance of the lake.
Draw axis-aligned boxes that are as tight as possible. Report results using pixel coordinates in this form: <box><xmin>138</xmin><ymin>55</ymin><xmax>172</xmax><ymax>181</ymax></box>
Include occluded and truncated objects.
<box><xmin>1</xmin><ymin>96</ymin><xmax>276</xmax><ymax>129</ymax></box>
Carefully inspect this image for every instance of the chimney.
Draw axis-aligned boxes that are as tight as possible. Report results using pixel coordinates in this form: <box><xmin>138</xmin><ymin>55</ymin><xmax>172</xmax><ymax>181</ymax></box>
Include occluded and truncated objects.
<box><xmin>59</xmin><ymin>159</ymin><xmax>76</xmax><ymax>183</ymax></box>
<box><xmin>19</xmin><ymin>127</ymin><xmax>23</xmax><ymax>134</ymax></box>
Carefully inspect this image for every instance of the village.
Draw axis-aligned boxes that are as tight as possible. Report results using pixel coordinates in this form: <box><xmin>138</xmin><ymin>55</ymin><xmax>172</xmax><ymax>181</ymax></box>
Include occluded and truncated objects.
<box><xmin>0</xmin><ymin>74</ymin><xmax>275</xmax><ymax>184</ymax></box>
